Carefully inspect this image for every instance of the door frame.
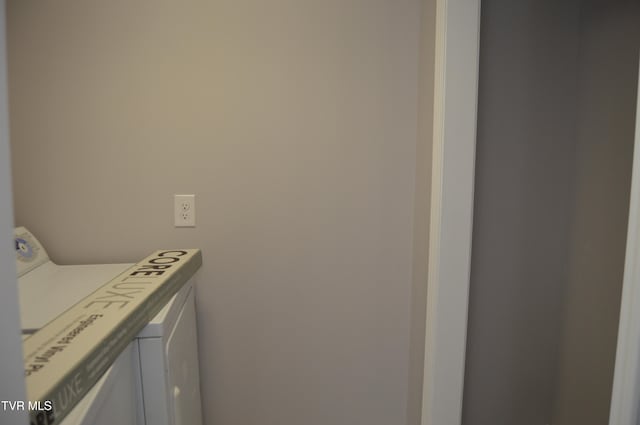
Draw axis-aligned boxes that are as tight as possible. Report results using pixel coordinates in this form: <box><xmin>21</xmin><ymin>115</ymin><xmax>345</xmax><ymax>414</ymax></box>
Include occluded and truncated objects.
<box><xmin>0</xmin><ymin>1</ymin><xmax>29</xmax><ymax>424</ymax></box>
<box><xmin>420</xmin><ymin>0</ymin><xmax>481</xmax><ymax>424</ymax></box>
<box><xmin>421</xmin><ymin>1</ymin><xmax>640</xmax><ymax>423</ymax></box>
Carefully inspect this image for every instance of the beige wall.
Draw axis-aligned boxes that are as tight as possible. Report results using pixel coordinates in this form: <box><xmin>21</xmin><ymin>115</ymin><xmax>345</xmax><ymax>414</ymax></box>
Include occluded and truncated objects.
<box><xmin>7</xmin><ymin>1</ymin><xmax>423</xmax><ymax>425</ymax></box>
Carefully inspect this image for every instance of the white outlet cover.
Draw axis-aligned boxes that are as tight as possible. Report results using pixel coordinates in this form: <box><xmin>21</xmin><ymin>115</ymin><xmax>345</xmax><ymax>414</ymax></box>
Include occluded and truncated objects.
<box><xmin>174</xmin><ymin>194</ymin><xmax>195</xmax><ymax>227</ymax></box>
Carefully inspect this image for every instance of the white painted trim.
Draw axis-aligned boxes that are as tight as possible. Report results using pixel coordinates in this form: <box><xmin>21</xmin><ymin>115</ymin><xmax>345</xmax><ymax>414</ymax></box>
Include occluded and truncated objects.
<box><xmin>0</xmin><ymin>1</ymin><xmax>29</xmax><ymax>424</ymax></box>
<box><xmin>609</xmin><ymin>59</ymin><xmax>640</xmax><ymax>425</ymax></box>
<box><xmin>421</xmin><ymin>0</ymin><xmax>481</xmax><ymax>424</ymax></box>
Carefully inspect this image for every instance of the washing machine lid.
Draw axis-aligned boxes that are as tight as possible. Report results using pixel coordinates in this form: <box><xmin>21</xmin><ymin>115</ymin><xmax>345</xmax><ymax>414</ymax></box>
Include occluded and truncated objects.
<box><xmin>18</xmin><ymin>262</ymin><xmax>133</xmax><ymax>333</ymax></box>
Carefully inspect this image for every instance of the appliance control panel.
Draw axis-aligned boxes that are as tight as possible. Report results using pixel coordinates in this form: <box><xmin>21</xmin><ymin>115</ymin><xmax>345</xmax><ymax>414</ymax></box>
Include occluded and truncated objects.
<box><xmin>14</xmin><ymin>227</ymin><xmax>49</xmax><ymax>277</ymax></box>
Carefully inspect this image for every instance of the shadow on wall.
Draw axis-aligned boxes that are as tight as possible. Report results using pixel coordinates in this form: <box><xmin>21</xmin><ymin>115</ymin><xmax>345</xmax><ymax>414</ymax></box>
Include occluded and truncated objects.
<box><xmin>463</xmin><ymin>1</ymin><xmax>640</xmax><ymax>425</ymax></box>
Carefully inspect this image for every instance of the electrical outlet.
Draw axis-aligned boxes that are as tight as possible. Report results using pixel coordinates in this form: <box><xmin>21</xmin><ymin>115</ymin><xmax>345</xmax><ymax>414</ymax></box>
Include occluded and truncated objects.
<box><xmin>174</xmin><ymin>194</ymin><xmax>196</xmax><ymax>227</ymax></box>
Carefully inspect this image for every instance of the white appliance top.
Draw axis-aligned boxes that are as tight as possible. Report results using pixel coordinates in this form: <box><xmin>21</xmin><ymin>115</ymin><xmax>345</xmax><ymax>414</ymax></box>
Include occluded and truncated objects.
<box><xmin>15</xmin><ymin>227</ymin><xmax>189</xmax><ymax>337</ymax></box>
<box><xmin>18</xmin><ymin>261</ymin><xmax>132</xmax><ymax>333</ymax></box>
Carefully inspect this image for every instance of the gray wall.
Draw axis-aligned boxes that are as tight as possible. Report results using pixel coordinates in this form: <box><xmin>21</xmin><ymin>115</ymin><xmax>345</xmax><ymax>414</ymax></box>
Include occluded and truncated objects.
<box><xmin>465</xmin><ymin>1</ymin><xmax>640</xmax><ymax>425</ymax></box>
<box><xmin>463</xmin><ymin>1</ymin><xmax>582</xmax><ymax>424</ymax></box>
<box><xmin>6</xmin><ymin>1</ymin><xmax>423</xmax><ymax>425</ymax></box>
<box><xmin>552</xmin><ymin>1</ymin><xmax>640</xmax><ymax>424</ymax></box>
<box><xmin>0</xmin><ymin>0</ymin><xmax>29</xmax><ymax>423</ymax></box>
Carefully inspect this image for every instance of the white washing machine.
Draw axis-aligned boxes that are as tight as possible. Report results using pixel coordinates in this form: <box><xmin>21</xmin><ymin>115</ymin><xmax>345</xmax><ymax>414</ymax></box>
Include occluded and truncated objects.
<box><xmin>15</xmin><ymin>227</ymin><xmax>203</xmax><ymax>425</ymax></box>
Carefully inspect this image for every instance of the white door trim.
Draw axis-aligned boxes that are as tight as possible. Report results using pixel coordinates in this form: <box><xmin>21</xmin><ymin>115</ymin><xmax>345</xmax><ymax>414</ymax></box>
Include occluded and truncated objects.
<box><xmin>0</xmin><ymin>1</ymin><xmax>29</xmax><ymax>424</ymax></box>
<box><xmin>609</xmin><ymin>59</ymin><xmax>640</xmax><ymax>425</ymax></box>
<box><xmin>420</xmin><ymin>0</ymin><xmax>481</xmax><ymax>424</ymax></box>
